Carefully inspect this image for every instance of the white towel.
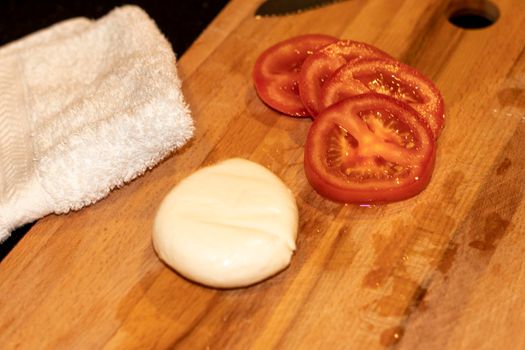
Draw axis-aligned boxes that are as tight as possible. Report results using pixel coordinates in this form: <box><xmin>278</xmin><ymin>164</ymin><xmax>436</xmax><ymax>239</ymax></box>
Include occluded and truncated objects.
<box><xmin>0</xmin><ymin>5</ymin><xmax>194</xmax><ymax>242</ymax></box>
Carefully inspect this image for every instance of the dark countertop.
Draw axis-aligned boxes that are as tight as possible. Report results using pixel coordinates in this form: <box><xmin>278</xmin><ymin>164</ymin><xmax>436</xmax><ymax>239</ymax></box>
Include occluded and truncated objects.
<box><xmin>0</xmin><ymin>0</ymin><xmax>230</xmax><ymax>260</ymax></box>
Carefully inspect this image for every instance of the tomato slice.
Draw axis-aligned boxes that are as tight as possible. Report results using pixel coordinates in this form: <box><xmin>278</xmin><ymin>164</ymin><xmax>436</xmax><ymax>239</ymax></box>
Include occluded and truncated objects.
<box><xmin>304</xmin><ymin>93</ymin><xmax>436</xmax><ymax>204</ymax></box>
<box><xmin>253</xmin><ymin>34</ymin><xmax>338</xmax><ymax>117</ymax></box>
<box><xmin>321</xmin><ymin>58</ymin><xmax>445</xmax><ymax>138</ymax></box>
<box><xmin>298</xmin><ymin>40</ymin><xmax>393</xmax><ymax>117</ymax></box>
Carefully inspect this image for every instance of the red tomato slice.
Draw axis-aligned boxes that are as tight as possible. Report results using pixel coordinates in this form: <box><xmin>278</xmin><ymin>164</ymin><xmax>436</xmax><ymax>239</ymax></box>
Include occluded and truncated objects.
<box><xmin>304</xmin><ymin>93</ymin><xmax>436</xmax><ymax>204</ymax></box>
<box><xmin>321</xmin><ymin>58</ymin><xmax>445</xmax><ymax>138</ymax></box>
<box><xmin>253</xmin><ymin>34</ymin><xmax>338</xmax><ymax>117</ymax></box>
<box><xmin>298</xmin><ymin>40</ymin><xmax>393</xmax><ymax>117</ymax></box>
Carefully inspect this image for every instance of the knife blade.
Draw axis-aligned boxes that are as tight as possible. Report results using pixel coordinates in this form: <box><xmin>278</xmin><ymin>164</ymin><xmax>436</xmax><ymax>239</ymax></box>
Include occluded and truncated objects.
<box><xmin>255</xmin><ymin>0</ymin><xmax>348</xmax><ymax>17</ymax></box>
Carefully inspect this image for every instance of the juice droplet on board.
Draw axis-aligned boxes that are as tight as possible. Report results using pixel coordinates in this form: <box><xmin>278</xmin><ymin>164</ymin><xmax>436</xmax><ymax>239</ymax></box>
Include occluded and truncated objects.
<box><xmin>380</xmin><ymin>326</ymin><xmax>405</xmax><ymax>347</ymax></box>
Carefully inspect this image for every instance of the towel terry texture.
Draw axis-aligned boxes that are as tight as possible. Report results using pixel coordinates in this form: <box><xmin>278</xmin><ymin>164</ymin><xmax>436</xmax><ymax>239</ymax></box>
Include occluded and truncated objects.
<box><xmin>0</xmin><ymin>5</ymin><xmax>194</xmax><ymax>242</ymax></box>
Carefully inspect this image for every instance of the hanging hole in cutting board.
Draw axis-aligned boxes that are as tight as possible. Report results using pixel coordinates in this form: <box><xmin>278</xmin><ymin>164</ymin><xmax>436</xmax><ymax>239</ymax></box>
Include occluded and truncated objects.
<box><xmin>447</xmin><ymin>0</ymin><xmax>500</xmax><ymax>29</ymax></box>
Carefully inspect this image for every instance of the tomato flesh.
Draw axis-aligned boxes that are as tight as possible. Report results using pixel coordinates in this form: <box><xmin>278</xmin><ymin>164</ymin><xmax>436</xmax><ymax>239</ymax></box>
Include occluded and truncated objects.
<box><xmin>252</xmin><ymin>34</ymin><xmax>337</xmax><ymax>117</ymax></box>
<box><xmin>298</xmin><ymin>40</ymin><xmax>393</xmax><ymax>117</ymax></box>
<box><xmin>304</xmin><ymin>93</ymin><xmax>436</xmax><ymax>204</ymax></box>
<box><xmin>321</xmin><ymin>58</ymin><xmax>445</xmax><ymax>138</ymax></box>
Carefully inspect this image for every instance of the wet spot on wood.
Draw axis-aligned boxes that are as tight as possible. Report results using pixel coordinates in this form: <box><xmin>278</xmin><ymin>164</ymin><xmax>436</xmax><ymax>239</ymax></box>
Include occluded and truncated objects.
<box><xmin>322</xmin><ymin>225</ymin><xmax>356</xmax><ymax>272</ymax></box>
<box><xmin>362</xmin><ymin>222</ymin><xmax>411</xmax><ymax>289</ymax></box>
<box><xmin>469</xmin><ymin>212</ymin><xmax>510</xmax><ymax>252</ymax></box>
<box><xmin>496</xmin><ymin>157</ymin><xmax>512</xmax><ymax>176</ymax></box>
<box><xmin>360</xmin><ymin>208</ymin><xmax>454</xmax><ymax>320</ymax></box>
<box><xmin>263</xmin><ymin>141</ymin><xmax>303</xmax><ymax>168</ymax></box>
<box><xmin>362</xmin><ymin>268</ymin><xmax>390</xmax><ymax>289</ymax></box>
<box><xmin>416</xmin><ymin>299</ymin><xmax>429</xmax><ymax>312</ymax></box>
<box><xmin>380</xmin><ymin>326</ymin><xmax>405</xmax><ymax>347</ymax></box>
<box><xmin>359</xmin><ymin>201</ymin><xmax>460</xmax><ymax>323</ymax></box>
<box><xmin>497</xmin><ymin>87</ymin><xmax>525</xmax><ymax>109</ymax></box>
<box><xmin>411</xmin><ymin>203</ymin><xmax>457</xmax><ymax>245</ymax></box>
<box><xmin>437</xmin><ymin>242</ymin><xmax>459</xmax><ymax>274</ymax></box>
<box><xmin>365</xmin><ymin>277</ymin><xmax>421</xmax><ymax>317</ymax></box>
<box><xmin>337</xmin><ymin>226</ymin><xmax>351</xmax><ymax>236</ymax></box>
<box><xmin>441</xmin><ymin>171</ymin><xmax>465</xmax><ymax>203</ymax></box>
<box><xmin>412</xmin><ymin>285</ymin><xmax>428</xmax><ymax>309</ymax></box>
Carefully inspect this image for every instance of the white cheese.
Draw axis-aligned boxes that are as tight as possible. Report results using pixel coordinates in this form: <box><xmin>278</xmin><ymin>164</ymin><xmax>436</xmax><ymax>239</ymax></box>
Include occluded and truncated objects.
<box><xmin>152</xmin><ymin>158</ymin><xmax>298</xmax><ymax>288</ymax></box>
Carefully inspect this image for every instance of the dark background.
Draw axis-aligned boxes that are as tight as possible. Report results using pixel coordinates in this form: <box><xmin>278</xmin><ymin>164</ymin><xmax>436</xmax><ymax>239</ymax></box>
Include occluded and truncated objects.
<box><xmin>0</xmin><ymin>0</ymin><xmax>230</xmax><ymax>260</ymax></box>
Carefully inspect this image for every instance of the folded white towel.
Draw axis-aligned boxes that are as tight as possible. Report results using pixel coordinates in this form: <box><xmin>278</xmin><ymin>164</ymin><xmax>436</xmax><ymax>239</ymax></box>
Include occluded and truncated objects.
<box><xmin>0</xmin><ymin>5</ymin><xmax>194</xmax><ymax>242</ymax></box>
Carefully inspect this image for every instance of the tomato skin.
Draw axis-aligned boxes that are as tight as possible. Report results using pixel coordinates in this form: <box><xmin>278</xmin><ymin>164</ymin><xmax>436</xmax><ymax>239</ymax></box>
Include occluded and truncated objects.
<box><xmin>321</xmin><ymin>58</ymin><xmax>445</xmax><ymax>138</ymax></box>
<box><xmin>298</xmin><ymin>40</ymin><xmax>393</xmax><ymax>117</ymax></box>
<box><xmin>304</xmin><ymin>148</ymin><xmax>436</xmax><ymax>203</ymax></box>
<box><xmin>252</xmin><ymin>34</ymin><xmax>338</xmax><ymax>117</ymax></box>
<box><xmin>304</xmin><ymin>93</ymin><xmax>436</xmax><ymax>204</ymax></box>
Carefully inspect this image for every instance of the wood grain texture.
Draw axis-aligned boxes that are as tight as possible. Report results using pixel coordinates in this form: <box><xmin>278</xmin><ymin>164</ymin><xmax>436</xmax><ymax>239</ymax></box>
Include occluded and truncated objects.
<box><xmin>1</xmin><ymin>0</ymin><xmax>525</xmax><ymax>348</ymax></box>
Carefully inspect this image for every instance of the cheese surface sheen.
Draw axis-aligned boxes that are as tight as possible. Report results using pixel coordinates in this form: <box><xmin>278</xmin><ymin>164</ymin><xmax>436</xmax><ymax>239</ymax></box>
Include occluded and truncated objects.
<box><xmin>153</xmin><ymin>158</ymin><xmax>298</xmax><ymax>288</ymax></box>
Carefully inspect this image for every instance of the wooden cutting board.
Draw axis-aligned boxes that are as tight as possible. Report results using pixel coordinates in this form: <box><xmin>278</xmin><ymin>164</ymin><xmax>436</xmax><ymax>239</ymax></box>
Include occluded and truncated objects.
<box><xmin>1</xmin><ymin>0</ymin><xmax>524</xmax><ymax>348</ymax></box>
